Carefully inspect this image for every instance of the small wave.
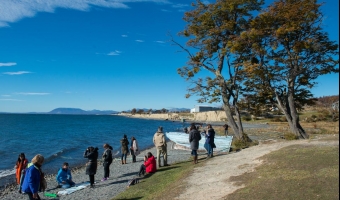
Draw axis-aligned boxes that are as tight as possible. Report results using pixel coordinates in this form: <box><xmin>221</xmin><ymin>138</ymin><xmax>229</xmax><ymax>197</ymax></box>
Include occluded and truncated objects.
<box><xmin>0</xmin><ymin>169</ymin><xmax>15</xmax><ymax>178</ymax></box>
<box><xmin>44</xmin><ymin>147</ymin><xmax>78</xmax><ymax>164</ymax></box>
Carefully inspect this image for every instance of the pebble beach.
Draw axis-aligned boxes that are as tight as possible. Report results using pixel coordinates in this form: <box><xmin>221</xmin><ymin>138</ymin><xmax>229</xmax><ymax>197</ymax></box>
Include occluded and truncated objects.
<box><xmin>1</xmin><ymin>141</ymin><xmax>192</xmax><ymax>200</ymax></box>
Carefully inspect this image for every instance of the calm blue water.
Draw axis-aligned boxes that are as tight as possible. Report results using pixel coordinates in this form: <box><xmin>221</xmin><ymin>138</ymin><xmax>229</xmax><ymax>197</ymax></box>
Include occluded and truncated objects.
<box><xmin>0</xmin><ymin>114</ymin><xmax>186</xmax><ymax>179</ymax></box>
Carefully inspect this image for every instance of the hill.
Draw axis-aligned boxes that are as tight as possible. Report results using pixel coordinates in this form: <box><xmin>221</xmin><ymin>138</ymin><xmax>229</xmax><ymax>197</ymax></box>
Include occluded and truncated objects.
<box><xmin>48</xmin><ymin>108</ymin><xmax>118</xmax><ymax>115</ymax></box>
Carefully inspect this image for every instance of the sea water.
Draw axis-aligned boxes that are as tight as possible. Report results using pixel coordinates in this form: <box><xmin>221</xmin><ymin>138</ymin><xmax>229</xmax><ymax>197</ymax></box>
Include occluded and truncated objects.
<box><xmin>0</xmin><ymin>114</ymin><xmax>186</xmax><ymax>184</ymax></box>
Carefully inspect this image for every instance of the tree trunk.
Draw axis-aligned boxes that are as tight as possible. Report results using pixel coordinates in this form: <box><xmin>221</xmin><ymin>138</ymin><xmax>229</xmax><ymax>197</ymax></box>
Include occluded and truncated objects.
<box><xmin>275</xmin><ymin>90</ymin><xmax>309</xmax><ymax>139</ymax></box>
<box><xmin>221</xmin><ymin>92</ymin><xmax>252</xmax><ymax>142</ymax></box>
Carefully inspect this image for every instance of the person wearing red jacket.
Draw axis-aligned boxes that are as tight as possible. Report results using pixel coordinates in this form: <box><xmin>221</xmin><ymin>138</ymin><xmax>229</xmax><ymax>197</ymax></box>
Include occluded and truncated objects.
<box><xmin>138</xmin><ymin>152</ymin><xmax>156</xmax><ymax>177</ymax></box>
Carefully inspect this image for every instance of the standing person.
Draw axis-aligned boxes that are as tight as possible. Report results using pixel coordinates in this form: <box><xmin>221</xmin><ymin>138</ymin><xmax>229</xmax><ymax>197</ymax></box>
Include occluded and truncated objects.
<box><xmin>14</xmin><ymin>153</ymin><xmax>28</xmax><ymax>193</ymax></box>
<box><xmin>101</xmin><ymin>143</ymin><xmax>113</xmax><ymax>181</ymax></box>
<box><xmin>130</xmin><ymin>137</ymin><xmax>139</xmax><ymax>163</ymax></box>
<box><xmin>223</xmin><ymin>124</ymin><xmax>229</xmax><ymax>136</ymax></box>
<box><xmin>138</xmin><ymin>152</ymin><xmax>157</xmax><ymax>177</ymax></box>
<box><xmin>204</xmin><ymin>124</ymin><xmax>216</xmax><ymax>158</ymax></box>
<box><xmin>153</xmin><ymin>126</ymin><xmax>168</xmax><ymax>168</ymax></box>
<box><xmin>56</xmin><ymin>162</ymin><xmax>76</xmax><ymax>188</ymax></box>
<box><xmin>84</xmin><ymin>146</ymin><xmax>99</xmax><ymax>188</ymax></box>
<box><xmin>21</xmin><ymin>154</ymin><xmax>44</xmax><ymax>200</ymax></box>
<box><xmin>120</xmin><ymin>134</ymin><xmax>129</xmax><ymax>164</ymax></box>
<box><xmin>189</xmin><ymin>123</ymin><xmax>201</xmax><ymax>164</ymax></box>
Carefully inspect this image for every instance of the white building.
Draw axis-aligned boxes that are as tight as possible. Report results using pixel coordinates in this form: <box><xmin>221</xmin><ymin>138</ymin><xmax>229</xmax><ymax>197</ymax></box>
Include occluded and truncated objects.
<box><xmin>190</xmin><ymin>105</ymin><xmax>219</xmax><ymax>113</ymax></box>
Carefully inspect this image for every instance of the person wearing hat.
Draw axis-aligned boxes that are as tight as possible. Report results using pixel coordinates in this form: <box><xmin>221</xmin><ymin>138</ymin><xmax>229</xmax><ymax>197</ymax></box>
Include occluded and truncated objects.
<box><xmin>153</xmin><ymin>126</ymin><xmax>169</xmax><ymax>168</ymax></box>
<box><xmin>21</xmin><ymin>154</ymin><xmax>44</xmax><ymax>200</ymax></box>
<box><xmin>120</xmin><ymin>134</ymin><xmax>129</xmax><ymax>164</ymax></box>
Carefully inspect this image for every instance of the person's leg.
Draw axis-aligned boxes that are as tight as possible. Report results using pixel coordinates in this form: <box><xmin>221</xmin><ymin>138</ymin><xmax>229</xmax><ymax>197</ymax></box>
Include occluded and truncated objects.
<box><xmin>18</xmin><ymin>171</ymin><xmax>25</xmax><ymax>193</ymax></box>
<box><xmin>89</xmin><ymin>175</ymin><xmax>95</xmax><ymax>186</ymax></box>
<box><xmin>65</xmin><ymin>179</ymin><xmax>75</xmax><ymax>187</ymax></box>
<box><xmin>156</xmin><ymin>148</ymin><xmax>161</xmax><ymax>168</ymax></box>
<box><xmin>124</xmin><ymin>154</ymin><xmax>127</xmax><ymax>164</ymax></box>
<box><xmin>131</xmin><ymin>150</ymin><xmax>135</xmax><ymax>162</ymax></box>
<box><xmin>103</xmin><ymin>162</ymin><xmax>109</xmax><ymax>180</ymax></box>
<box><xmin>27</xmin><ymin>193</ymin><xmax>35</xmax><ymax>200</ymax></box>
<box><xmin>138</xmin><ymin>164</ymin><xmax>146</xmax><ymax>176</ymax></box>
<box><xmin>121</xmin><ymin>154</ymin><xmax>124</xmax><ymax>164</ymax></box>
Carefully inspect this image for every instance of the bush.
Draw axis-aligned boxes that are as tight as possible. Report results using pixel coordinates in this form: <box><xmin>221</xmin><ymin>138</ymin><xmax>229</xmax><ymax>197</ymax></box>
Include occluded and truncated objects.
<box><xmin>231</xmin><ymin>133</ymin><xmax>257</xmax><ymax>151</ymax></box>
<box><xmin>242</xmin><ymin>116</ymin><xmax>252</xmax><ymax>121</ymax></box>
<box><xmin>283</xmin><ymin>132</ymin><xmax>299</xmax><ymax>140</ymax></box>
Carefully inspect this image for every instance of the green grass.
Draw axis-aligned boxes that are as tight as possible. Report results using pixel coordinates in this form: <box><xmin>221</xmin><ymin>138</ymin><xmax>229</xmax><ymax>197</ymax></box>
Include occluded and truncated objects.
<box><xmin>226</xmin><ymin>144</ymin><xmax>339</xmax><ymax>200</ymax></box>
<box><xmin>112</xmin><ymin>158</ymin><xmax>198</xmax><ymax>200</ymax></box>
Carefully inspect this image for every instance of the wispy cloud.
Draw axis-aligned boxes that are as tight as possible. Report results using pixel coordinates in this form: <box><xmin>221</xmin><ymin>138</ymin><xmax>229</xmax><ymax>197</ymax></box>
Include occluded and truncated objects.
<box><xmin>0</xmin><ymin>98</ymin><xmax>23</xmax><ymax>101</ymax></box>
<box><xmin>161</xmin><ymin>9</ymin><xmax>171</xmax><ymax>12</ymax></box>
<box><xmin>0</xmin><ymin>62</ymin><xmax>17</xmax><ymax>67</ymax></box>
<box><xmin>172</xmin><ymin>4</ymin><xmax>189</xmax><ymax>8</ymax></box>
<box><xmin>135</xmin><ymin>40</ymin><xmax>144</xmax><ymax>43</ymax></box>
<box><xmin>155</xmin><ymin>40</ymin><xmax>166</xmax><ymax>44</ymax></box>
<box><xmin>3</xmin><ymin>71</ymin><xmax>32</xmax><ymax>75</ymax></box>
<box><xmin>0</xmin><ymin>0</ymin><xmax>170</xmax><ymax>27</ymax></box>
<box><xmin>121</xmin><ymin>35</ymin><xmax>128</xmax><ymax>37</ymax></box>
<box><xmin>16</xmin><ymin>92</ymin><xmax>50</xmax><ymax>95</ymax></box>
<box><xmin>107</xmin><ymin>50</ymin><xmax>122</xmax><ymax>56</ymax></box>
<box><xmin>1</xmin><ymin>95</ymin><xmax>11</xmax><ymax>97</ymax></box>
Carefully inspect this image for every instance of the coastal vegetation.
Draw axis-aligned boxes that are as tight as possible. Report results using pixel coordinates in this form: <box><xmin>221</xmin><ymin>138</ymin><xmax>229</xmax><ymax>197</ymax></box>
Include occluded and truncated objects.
<box><xmin>173</xmin><ymin>0</ymin><xmax>339</xmax><ymax>141</ymax></box>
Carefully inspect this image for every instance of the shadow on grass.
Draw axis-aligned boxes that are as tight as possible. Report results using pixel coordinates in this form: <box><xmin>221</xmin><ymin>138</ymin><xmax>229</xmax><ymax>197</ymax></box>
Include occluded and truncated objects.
<box><xmin>157</xmin><ymin>166</ymin><xmax>180</xmax><ymax>172</ymax></box>
<box><xmin>115</xmin><ymin>197</ymin><xmax>143</xmax><ymax>200</ymax></box>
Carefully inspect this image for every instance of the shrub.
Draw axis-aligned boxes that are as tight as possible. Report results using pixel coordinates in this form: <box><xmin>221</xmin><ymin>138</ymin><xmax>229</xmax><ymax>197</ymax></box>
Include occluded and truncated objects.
<box><xmin>242</xmin><ymin>116</ymin><xmax>252</xmax><ymax>121</ymax></box>
<box><xmin>231</xmin><ymin>133</ymin><xmax>257</xmax><ymax>151</ymax></box>
<box><xmin>283</xmin><ymin>132</ymin><xmax>299</xmax><ymax>140</ymax></box>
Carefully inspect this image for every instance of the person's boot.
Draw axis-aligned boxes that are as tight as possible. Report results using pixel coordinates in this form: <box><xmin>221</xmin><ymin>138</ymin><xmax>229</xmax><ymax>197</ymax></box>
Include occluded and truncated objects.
<box><xmin>195</xmin><ymin>155</ymin><xmax>198</xmax><ymax>164</ymax></box>
<box><xmin>124</xmin><ymin>159</ymin><xmax>127</xmax><ymax>164</ymax></box>
<box><xmin>121</xmin><ymin>160</ymin><xmax>124</xmax><ymax>165</ymax></box>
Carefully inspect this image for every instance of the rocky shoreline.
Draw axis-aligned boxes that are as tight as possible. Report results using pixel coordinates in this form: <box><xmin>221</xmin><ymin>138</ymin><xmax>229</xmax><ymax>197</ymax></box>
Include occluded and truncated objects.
<box><xmin>0</xmin><ymin>141</ymin><xmax>193</xmax><ymax>200</ymax></box>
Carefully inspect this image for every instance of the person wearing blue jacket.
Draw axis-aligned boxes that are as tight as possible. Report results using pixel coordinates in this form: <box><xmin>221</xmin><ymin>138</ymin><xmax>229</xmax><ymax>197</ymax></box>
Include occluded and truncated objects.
<box><xmin>56</xmin><ymin>162</ymin><xmax>75</xmax><ymax>188</ymax></box>
<box><xmin>21</xmin><ymin>154</ymin><xmax>44</xmax><ymax>200</ymax></box>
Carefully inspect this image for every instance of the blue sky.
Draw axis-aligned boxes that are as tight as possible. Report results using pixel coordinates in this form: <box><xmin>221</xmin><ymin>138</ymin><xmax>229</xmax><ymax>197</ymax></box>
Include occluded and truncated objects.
<box><xmin>0</xmin><ymin>0</ymin><xmax>338</xmax><ymax>113</ymax></box>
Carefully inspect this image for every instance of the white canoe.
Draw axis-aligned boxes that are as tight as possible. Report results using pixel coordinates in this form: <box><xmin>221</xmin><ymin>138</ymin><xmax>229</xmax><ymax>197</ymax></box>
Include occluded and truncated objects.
<box><xmin>166</xmin><ymin>132</ymin><xmax>233</xmax><ymax>152</ymax></box>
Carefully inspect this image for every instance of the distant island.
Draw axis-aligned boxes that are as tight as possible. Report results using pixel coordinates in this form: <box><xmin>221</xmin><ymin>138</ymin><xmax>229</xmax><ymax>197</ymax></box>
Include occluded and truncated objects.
<box><xmin>47</xmin><ymin>108</ymin><xmax>118</xmax><ymax>115</ymax></box>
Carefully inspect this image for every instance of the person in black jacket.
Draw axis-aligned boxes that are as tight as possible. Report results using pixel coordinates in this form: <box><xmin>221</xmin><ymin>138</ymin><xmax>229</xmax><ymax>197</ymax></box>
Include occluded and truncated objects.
<box><xmin>204</xmin><ymin>124</ymin><xmax>215</xmax><ymax>158</ymax></box>
<box><xmin>84</xmin><ymin>146</ymin><xmax>98</xmax><ymax>188</ymax></box>
<box><xmin>120</xmin><ymin>135</ymin><xmax>129</xmax><ymax>164</ymax></box>
<box><xmin>101</xmin><ymin>144</ymin><xmax>113</xmax><ymax>181</ymax></box>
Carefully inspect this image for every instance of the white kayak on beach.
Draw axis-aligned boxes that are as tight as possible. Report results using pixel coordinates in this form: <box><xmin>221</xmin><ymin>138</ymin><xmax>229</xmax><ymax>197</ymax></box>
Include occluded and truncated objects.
<box><xmin>165</xmin><ymin>132</ymin><xmax>233</xmax><ymax>152</ymax></box>
<box><xmin>57</xmin><ymin>182</ymin><xmax>91</xmax><ymax>195</ymax></box>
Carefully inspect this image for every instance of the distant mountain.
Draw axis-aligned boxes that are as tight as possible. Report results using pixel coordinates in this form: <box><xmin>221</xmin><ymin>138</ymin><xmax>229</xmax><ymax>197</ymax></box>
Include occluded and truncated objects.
<box><xmin>48</xmin><ymin>108</ymin><xmax>118</xmax><ymax>115</ymax></box>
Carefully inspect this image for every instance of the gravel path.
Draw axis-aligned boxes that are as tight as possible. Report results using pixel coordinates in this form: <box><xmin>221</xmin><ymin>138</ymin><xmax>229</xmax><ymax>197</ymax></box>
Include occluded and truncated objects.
<box><xmin>1</xmin><ymin>141</ymin><xmax>191</xmax><ymax>200</ymax></box>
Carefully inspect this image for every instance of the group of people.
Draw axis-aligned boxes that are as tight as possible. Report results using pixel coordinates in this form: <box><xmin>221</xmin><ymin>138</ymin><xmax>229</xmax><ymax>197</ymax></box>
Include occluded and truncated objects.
<box><xmin>188</xmin><ymin>123</ymin><xmax>230</xmax><ymax>164</ymax></box>
<box><xmin>14</xmin><ymin>153</ymin><xmax>45</xmax><ymax>200</ymax></box>
<box><xmin>13</xmin><ymin>126</ymin><xmax>181</xmax><ymax>199</ymax></box>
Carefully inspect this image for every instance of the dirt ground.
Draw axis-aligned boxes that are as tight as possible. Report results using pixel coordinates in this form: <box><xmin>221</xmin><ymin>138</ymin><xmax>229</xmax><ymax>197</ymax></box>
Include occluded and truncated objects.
<box><xmin>174</xmin><ymin>135</ymin><xmax>339</xmax><ymax>200</ymax></box>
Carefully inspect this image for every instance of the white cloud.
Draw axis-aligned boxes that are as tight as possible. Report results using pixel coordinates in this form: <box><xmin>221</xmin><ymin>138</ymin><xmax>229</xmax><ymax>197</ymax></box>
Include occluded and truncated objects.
<box><xmin>161</xmin><ymin>9</ymin><xmax>171</xmax><ymax>12</ymax></box>
<box><xmin>172</xmin><ymin>4</ymin><xmax>189</xmax><ymax>8</ymax></box>
<box><xmin>121</xmin><ymin>35</ymin><xmax>128</xmax><ymax>37</ymax></box>
<box><xmin>3</xmin><ymin>71</ymin><xmax>32</xmax><ymax>75</ymax></box>
<box><xmin>155</xmin><ymin>40</ymin><xmax>166</xmax><ymax>43</ymax></box>
<box><xmin>0</xmin><ymin>62</ymin><xmax>17</xmax><ymax>67</ymax></box>
<box><xmin>16</xmin><ymin>92</ymin><xmax>50</xmax><ymax>95</ymax></box>
<box><xmin>0</xmin><ymin>98</ymin><xmax>22</xmax><ymax>101</ymax></box>
<box><xmin>135</xmin><ymin>40</ymin><xmax>144</xmax><ymax>42</ymax></box>
<box><xmin>0</xmin><ymin>0</ymin><xmax>170</xmax><ymax>27</ymax></box>
<box><xmin>1</xmin><ymin>95</ymin><xmax>11</xmax><ymax>97</ymax></box>
<box><xmin>107</xmin><ymin>50</ymin><xmax>122</xmax><ymax>56</ymax></box>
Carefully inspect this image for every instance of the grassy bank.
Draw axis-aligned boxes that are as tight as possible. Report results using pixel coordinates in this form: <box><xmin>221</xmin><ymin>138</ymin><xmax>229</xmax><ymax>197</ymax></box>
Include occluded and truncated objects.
<box><xmin>227</xmin><ymin>141</ymin><xmax>339</xmax><ymax>199</ymax></box>
<box><xmin>112</xmin><ymin>157</ymin><xmax>200</xmax><ymax>200</ymax></box>
<box><xmin>112</xmin><ymin>135</ymin><xmax>338</xmax><ymax>200</ymax></box>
